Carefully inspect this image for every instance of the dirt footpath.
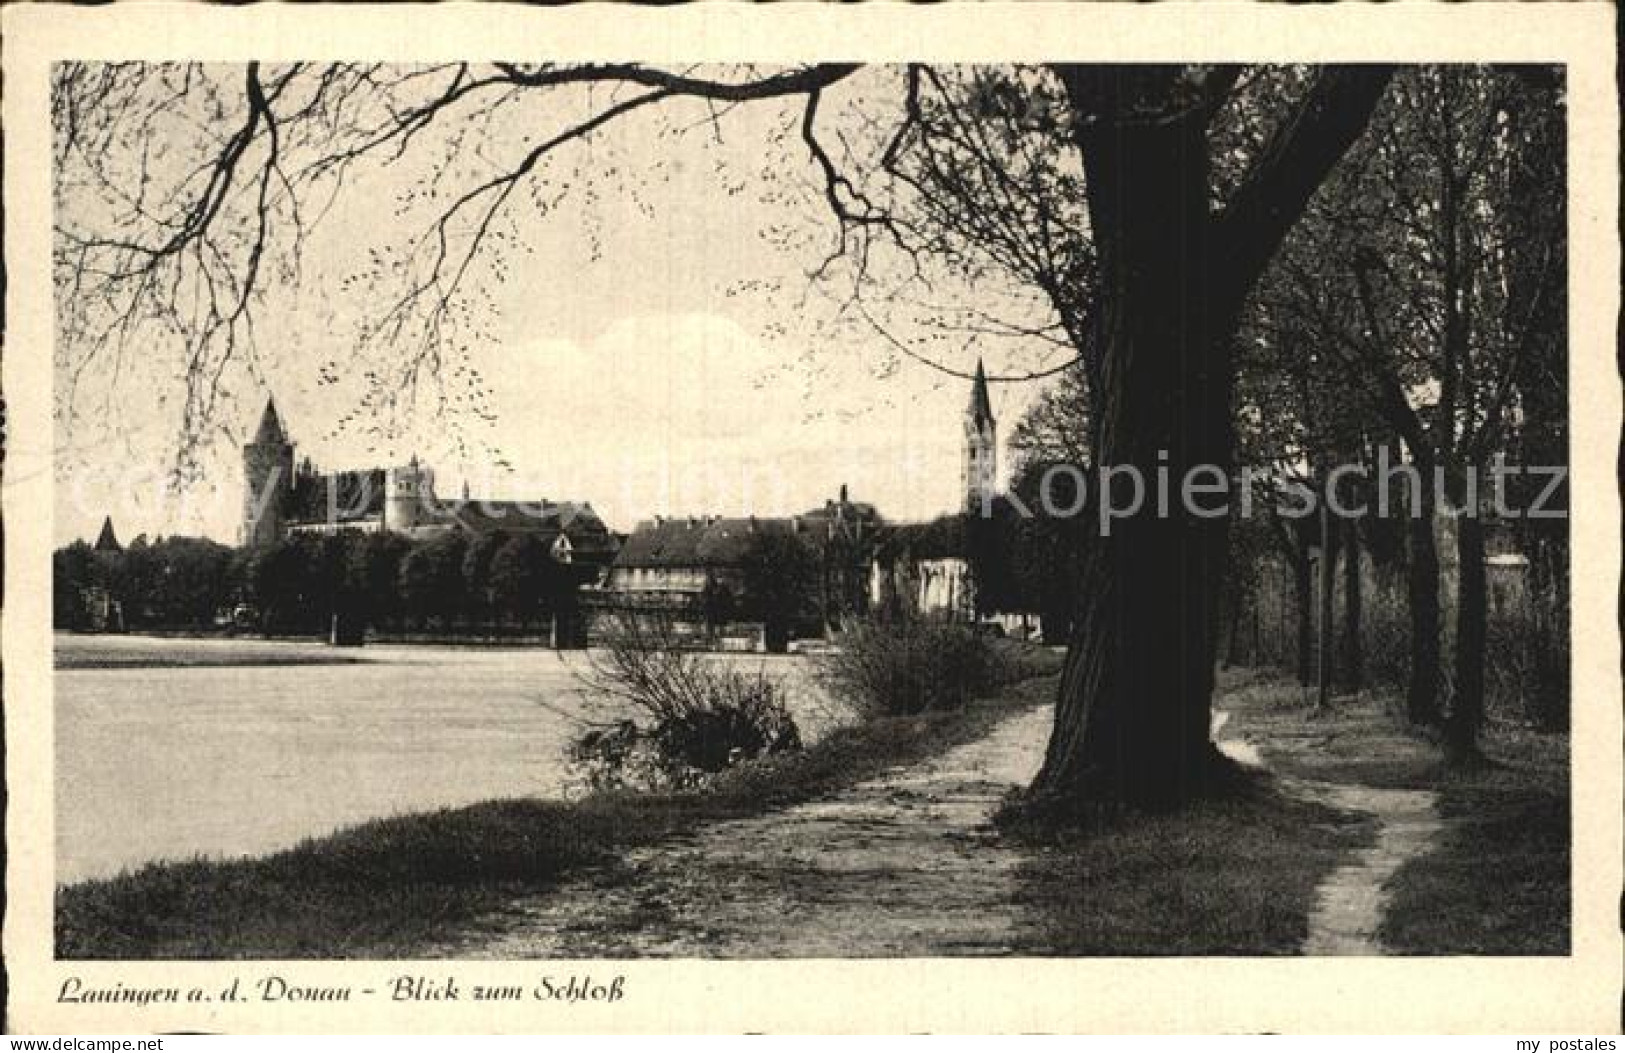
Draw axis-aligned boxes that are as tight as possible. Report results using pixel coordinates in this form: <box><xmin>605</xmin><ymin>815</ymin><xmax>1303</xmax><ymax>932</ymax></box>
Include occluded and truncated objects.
<box><xmin>437</xmin><ymin>703</ymin><xmax>1055</xmax><ymax>959</ymax></box>
<box><xmin>437</xmin><ymin>690</ymin><xmax>1455</xmax><ymax>959</ymax></box>
<box><xmin>1211</xmin><ymin>709</ymin><xmax>1443</xmax><ymax>955</ymax></box>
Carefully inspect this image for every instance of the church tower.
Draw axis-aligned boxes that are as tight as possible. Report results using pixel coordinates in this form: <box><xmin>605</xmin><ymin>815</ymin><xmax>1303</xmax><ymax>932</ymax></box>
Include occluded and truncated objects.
<box><xmin>241</xmin><ymin>397</ymin><xmax>295</xmax><ymax>548</ymax></box>
<box><xmin>963</xmin><ymin>359</ymin><xmax>998</xmax><ymax>511</ymax></box>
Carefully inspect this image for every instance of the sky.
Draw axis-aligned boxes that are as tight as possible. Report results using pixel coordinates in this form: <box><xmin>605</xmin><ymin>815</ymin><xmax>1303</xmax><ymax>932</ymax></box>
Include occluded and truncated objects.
<box><xmin>54</xmin><ymin>65</ymin><xmax>1064</xmax><ymax>546</ymax></box>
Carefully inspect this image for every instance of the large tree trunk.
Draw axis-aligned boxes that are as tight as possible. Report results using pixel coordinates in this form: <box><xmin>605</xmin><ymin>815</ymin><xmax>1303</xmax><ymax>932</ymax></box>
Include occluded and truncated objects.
<box><xmin>1221</xmin><ymin>573</ymin><xmax>1245</xmax><ymax>669</ymax></box>
<box><xmin>1028</xmin><ymin>91</ymin><xmax>1233</xmax><ymax>809</ymax></box>
<box><xmin>1029</xmin><ymin>65</ymin><xmax>1392</xmax><ymax>811</ymax></box>
<box><xmin>1405</xmin><ymin>500</ymin><xmax>1443</xmax><ymax>725</ymax></box>
<box><xmin>1524</xmin><ymin>536</ymin><xmax>1570</xmax><ymax>731</ymax></box>
<box><xmin>1293</xmin><ymin>549</ymin><xmax>1315</xmax><ymax>685</ymax></box>
<box><xmin>1340</xmin><ymin>516</ymin><xmax>1364</xmax><ymax>693</ymax></box>
<box><xmin>1316</xmin><ymin>501</ymin><xmax>1336</xmax><ymax>708</ymax></box>
<box><xmin>1446</xmin><ymin>508</ymin><xmax>1487</xmax><ymax>759</ymax></box>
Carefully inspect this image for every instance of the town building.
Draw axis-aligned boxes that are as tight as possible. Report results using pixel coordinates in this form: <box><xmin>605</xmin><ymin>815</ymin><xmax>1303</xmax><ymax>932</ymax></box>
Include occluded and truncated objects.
<box><xmin>603</xmin><ymin>515</ymin><xmax>788</xmax><ymax>607</ymax></box>
<box><xmin>868</xmin><ymin>514</ymin><xmax>976</xmax><ymax>621</ymax></box>
<box><xmin>590</xmin><ymin>361</ymin><xmax>1004</xmax><ymax>646</ymax></box>
<box><xmin>590</xmin><ymin>486</ymin><xmax>881</xmax><ymax>650</ymax></box>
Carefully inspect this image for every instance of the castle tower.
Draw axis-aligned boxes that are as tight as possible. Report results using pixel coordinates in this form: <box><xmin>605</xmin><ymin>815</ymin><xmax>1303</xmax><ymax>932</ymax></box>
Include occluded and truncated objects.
<box><xmin>385</xmin><ymin>455</ymin><xmax>436</xmax><ymax>533</ymax></box>
<box><xmin>241</xmin><ymin>397</ymin><xmax>295</xmax><ymax>548</ymax></box>
<box><xmin>963</xmin><ymin>358</ymin><xmax>998</xmax><ymax>511</ymax></box>
<box><xmin>93</xmin><ymin>515</ymin><xmax>122</xmax><ymax>554</ymax></box>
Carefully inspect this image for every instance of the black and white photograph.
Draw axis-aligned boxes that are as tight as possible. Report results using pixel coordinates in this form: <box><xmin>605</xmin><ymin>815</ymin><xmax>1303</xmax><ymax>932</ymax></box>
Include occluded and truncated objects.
<box><xmin>6</xmin><ymin>1</ymin><xmax>1620</xmax><ymax>1036</ymax></box>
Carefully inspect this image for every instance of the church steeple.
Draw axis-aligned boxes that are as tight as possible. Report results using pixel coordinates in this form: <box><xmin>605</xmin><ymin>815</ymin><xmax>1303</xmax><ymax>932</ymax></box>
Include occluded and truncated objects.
<box><xmin>968</xmin><ymin>358</ymin><xmax>995</xmax><ymax>428</ymax></box>
<box><xmin>963</xmin><ymin>358</ymin><xmax>998</xmax><ymax>512</ymax></box>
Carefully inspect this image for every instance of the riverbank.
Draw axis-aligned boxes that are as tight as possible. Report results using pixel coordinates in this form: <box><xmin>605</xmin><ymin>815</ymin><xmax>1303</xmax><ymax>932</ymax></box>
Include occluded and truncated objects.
<box><xmin>57</xmin><ymin>665</ymin><xmax>1568</xmax><ymax>958</ymax></box>
<box><xmin>56</xmin><ymin>634</ymin><xmax>377</xmax><ymax>669</ymax></box>
<box><xmin>444</xmin><ymin>666</ymin><xmax>1565</xmax><ymax>959</ymax></box>
<box><xmin>432</xmin><ymin>687</ymin><xmax>1370</xmax><ymax>958</ymax></box>
<box><xmin>55</xmin><ymin>631</ymin><xmax>841</xmax><ymax>669</ymax></box>
<box><xmin>56</xmin><ymin>675</ymin><xmax>1056</xmax><ymax>958</ymax></box>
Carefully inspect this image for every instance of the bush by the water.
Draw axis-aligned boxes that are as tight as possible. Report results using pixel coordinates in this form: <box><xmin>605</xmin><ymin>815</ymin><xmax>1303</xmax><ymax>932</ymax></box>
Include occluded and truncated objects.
<box><xmin>570</xmin><ymin>615</ymin><xmax>801</xmax><ymax>792</ymax></box>
<box><xmin>819</xmin><ymin>617</ymin><xmax>1057</xmax><ymax>718</ymax></box>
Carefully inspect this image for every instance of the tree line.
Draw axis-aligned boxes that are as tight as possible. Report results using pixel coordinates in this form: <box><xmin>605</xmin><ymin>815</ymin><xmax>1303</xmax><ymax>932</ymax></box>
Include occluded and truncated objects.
<box><xmin>992</xmin><ymin>67</ymin><xmax>1568</xmax><ymax>748</ymax></box>
<box><xmin>54</xmin><ymin>529</ymin><xmax>591</xmax><ymax>636</ymax></box>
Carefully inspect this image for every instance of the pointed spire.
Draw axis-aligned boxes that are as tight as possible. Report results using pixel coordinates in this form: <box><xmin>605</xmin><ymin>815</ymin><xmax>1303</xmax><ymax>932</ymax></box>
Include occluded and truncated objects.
<box><xmin>93</xmin><ymin>515</ymin><xmax>121</xmax><ymax>553</ymax></box>
<box><xmin>968</xmin><ymin>358</ymin><xmax>995</xmax><ymax>426</ymax></box>
<box><xmin>251</xmin><ymin>396</ymin><xmax>289</xmax><ymax>446</ymax></box>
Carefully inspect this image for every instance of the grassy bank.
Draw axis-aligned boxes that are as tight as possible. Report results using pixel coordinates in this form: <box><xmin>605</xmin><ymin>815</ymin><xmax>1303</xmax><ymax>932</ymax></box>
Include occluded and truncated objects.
<box><xmin>61</xmin><ymin>656</ymin><xmax>1564</xmax><ymax>958</ymax></box>
<box><xmin>1008</xmin><ymin>668</ymin><xmax>1568</xmax><ymax>956</ymax></box>
<box><xmin>57</xmin><ymin>675</ymin><xmax>1055</xmax><ymax>959</ymax></box>
<box><xmin>1002</xmin><ymin>674</ymin><xmax>1374</xmax><ymax>956</ymax></box>
<box><xmin>1218</xmin><ymin>671</ymin><xmax>1570</xmax><ymax>955</ymax></box>
<box><xmin>1012</xmin><ymin>787</ymin><xmax>1371</xmax><ymax>955</ymax></box>
<box><xmin>1380</xmin><ymin>787</ymin><xmax>1568</xmax><ymax>954</ymax></box>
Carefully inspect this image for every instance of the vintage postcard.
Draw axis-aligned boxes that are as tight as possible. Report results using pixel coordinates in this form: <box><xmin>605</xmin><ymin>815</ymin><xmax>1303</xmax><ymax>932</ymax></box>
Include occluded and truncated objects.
<box><xmin>4</xmin><ymin>1</ymin><xmax>1620</xmax><ymax>1035</ymax></box>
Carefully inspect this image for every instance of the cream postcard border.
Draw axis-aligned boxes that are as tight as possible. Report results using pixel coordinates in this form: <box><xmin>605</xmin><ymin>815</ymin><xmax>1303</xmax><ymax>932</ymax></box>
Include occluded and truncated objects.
<box><xmin>4</xmin><ymin>1</ymin><xmax>1619</xmax><ymax>1035</ymax></box>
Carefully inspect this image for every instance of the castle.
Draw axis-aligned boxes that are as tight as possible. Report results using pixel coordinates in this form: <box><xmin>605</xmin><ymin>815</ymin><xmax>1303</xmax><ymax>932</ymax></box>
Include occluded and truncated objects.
<box><xmin>239</xmin><ymin>397</ymin><xmax>617</xmax><ymax>566</ymax></box>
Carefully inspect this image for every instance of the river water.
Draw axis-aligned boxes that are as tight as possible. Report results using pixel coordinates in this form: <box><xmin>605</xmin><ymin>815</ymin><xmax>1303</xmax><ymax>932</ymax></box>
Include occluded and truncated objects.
<box><xmin>53</xmin><ymin>635</ymin><xmax>840</xmax><ymax>885</ymax></box>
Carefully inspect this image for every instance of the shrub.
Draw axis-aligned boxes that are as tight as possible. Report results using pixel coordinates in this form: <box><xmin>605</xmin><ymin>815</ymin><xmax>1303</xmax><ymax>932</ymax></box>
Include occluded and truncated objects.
<box><xmin>818</xmin><ymin>616</ymin><xmax>1056</xmax><ymax>719</ymax></box>
<box><xmin>569</xmin><ymin>614</ymin><xmax>801</xmax><ymax>792</ymax></box>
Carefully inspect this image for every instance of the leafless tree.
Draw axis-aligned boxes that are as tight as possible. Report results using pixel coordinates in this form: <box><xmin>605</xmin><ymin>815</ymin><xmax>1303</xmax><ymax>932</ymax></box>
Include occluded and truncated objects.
<box><xmin>54</xmin><ymin>60</ymin><xmax>1392</xmax><ymax>809</ymax></box>
<box><xmin>1249</xmin><ymin>66</ymin><xmax>1566</xmax><ymax>756</ymax></box>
